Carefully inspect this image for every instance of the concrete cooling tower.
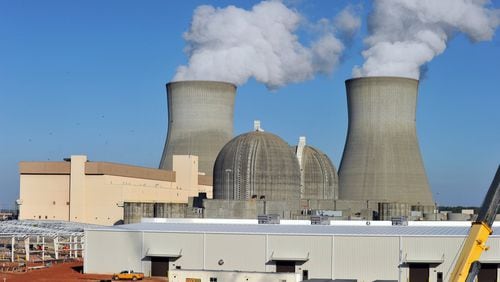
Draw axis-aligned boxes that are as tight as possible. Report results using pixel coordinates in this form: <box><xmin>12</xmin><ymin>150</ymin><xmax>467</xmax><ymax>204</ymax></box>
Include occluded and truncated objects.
<box><xmin>213</xmin><ymin>130</ymin><xmax>301</xmax><ymax>201</ymax></box>
<box><xmin>338</xmin><ymin>76</ymin><xmax>434</xmax><ymax>206</ymax></box>
<box><xmin>159</xmin><ymin>81</ymin><xmax>236</xmax><ymax>176</ymax></box>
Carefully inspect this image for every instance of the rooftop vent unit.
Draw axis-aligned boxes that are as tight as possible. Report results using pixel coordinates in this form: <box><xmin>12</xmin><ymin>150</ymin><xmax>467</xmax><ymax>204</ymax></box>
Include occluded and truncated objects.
<box><xmin>310</xmin><ymin>215</ymin><xmax>330</xmax><ymax>225</ymax></box>
<box><xmin>258</xmin><ymin>214</ymin><xmax>280</xmax><ymax>224</ymax></box>
<box><xmin>391</xmin><ymin>216</ymin><xmax>408</xmax><ymax>226</ymax></box>
<box><xmin>312</xmin><ymin>210</ymin><xmax>342</xmax><ymax>217</ymax></box>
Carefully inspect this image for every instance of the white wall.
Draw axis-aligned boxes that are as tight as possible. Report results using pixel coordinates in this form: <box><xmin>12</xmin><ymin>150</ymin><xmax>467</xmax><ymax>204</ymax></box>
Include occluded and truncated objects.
<box><xmin>84</xmin><ymin>228</ymin><xmax>500</xmax><ymax>281</ymax></box>
<box><xmin>334</xmin><ymin>236</ymin><xmax>400</xmax><ymax>281</ymax></box>
<box><xmin>84</xmin><ymin>230</ymin><xmax>143</xmax><ymax>274</ymax></box>
<box><xmin>142</xmin><ymin>232</ymin><xmax>204</xmax><ymax>272</ymax></box>
<box><xmin>169</xmin><ymin>269</ymin><xmax>300</xmax><ymax>282</ymax></box>
<box><xmin>267</xmin><ymin>234</ymin><xmax>333</xmax><ymax>278</ymax></box>
<box><xmin>205</xmin><ymin>233</ymin><xmax>266</xmax><ymax>272</ymax></box>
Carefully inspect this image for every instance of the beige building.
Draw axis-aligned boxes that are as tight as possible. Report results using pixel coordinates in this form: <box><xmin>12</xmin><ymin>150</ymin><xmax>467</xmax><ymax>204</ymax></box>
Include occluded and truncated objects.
<box><xmin>18</xmin><ymin>155</ymin><xmax>212</xmax><ymax>225</ymax></box>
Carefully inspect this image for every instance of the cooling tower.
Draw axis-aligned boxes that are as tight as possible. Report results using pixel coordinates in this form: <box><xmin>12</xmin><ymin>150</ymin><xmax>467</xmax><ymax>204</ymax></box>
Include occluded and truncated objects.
<box><xmin>159</xmin><ymin>81</ymin><xmax>236</xmax><ymax>176</ymax></box>
<box><xmin>338</xmin><ymin>76</ymin><xmax>434</xmax><ymax>205</ymax></box>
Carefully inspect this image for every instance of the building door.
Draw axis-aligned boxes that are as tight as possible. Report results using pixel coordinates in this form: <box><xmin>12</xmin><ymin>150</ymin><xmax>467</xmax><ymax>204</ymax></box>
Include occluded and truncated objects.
<box><xmin>409</xmin><ymin>263</ymin><xmax>429</xmax><ymax>282</ymax></box>
<box><xmin>302</xmin><ymin>270</ymin><xmax>309</xmax><ymax>280</ymax></box>
<box><xmin>276</xmin><ymin>261</ymin><xmax>295</xmax><ymax>272</ymax></box>
<box><xmin>151</xmin><ymin>257</ymin><xmax>169</xmax><ymax>277</ymax></box>
<box><xmin>478</xmin><ymin>264</ymin><xmax>498</xmax><ymax>282</ymax></box>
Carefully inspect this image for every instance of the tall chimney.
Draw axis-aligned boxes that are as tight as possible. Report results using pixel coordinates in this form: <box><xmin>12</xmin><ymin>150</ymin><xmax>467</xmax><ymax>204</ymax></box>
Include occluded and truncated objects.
<box><xmin>338</xmin><ymin>76</ymin><xmax>434</xmax><ymax>205</ymax></box>
<box><xmin>159</xmin><ymin>81</ymin><xmax>236</xmax><ymax>176</ymax></box>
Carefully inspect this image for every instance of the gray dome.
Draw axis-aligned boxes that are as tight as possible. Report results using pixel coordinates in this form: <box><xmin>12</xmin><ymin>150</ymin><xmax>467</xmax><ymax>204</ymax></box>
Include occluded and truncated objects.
<box><xmin>213</xmin><ymin>131</ymin><xmax>301</xmax><ymax>201</ymax></box>
<box><xmin>295</xmin><ymin>145</ymin><xmax>338</xmax><ymax>200</ymax></box>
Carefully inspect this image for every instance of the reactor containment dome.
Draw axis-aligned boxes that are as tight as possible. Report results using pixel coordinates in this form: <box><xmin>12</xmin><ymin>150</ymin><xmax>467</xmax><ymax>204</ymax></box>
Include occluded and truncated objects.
<box><xmin>213</xmin><ymin>131</ymin><xmax>301</xmax><ymax>201</ymax></box>
<box><xmin>294</xmin><ymin>137</ymin><xmax>339</xmax><ymax>200</ymax></box>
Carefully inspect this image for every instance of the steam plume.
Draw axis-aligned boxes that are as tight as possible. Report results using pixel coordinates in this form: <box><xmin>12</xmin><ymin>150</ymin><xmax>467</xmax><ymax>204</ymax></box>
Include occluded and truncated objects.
<box><xmin>173</xmin><ymin>1</ymin><xmax>359</xmax><ymax>89</ymax></box>
<box><xmin>353</xmin><ymin>0</ymin><xmax>500</xmax><ymax>79</ymax></box>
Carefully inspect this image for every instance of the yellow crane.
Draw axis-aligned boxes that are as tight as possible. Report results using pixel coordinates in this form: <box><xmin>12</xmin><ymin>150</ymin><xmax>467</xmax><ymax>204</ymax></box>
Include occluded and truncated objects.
<box><xmin>450</xmin><ymin>165</ymin><xmax>500</xmax><ymax>282</ymax></box>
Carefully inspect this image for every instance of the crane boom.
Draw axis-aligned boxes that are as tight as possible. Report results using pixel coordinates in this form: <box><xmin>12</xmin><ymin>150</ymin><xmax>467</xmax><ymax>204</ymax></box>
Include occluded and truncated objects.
<box><xmin>450</xmin><ymin>165</ymin><xmax>500</xmax><ymax>282</ymax></box>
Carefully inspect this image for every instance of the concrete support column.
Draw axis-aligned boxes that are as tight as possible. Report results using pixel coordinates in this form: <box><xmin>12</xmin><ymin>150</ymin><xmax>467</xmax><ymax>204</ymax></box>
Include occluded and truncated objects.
<box><xmin>72</xmin><ymin>237</ymin><xmax>76</xmax><ymax>258</ymax></box>
<box><xmin>69</xmin><ymin>236</ymin><xmax>72</xmax><ymax>258</ymax></box>
<box><xmin>42</xmin><ymin>236</ymin><xmax>45</xmax><ymax>262</ymax></box>
<box><xmin>11</xmin><ymin>236</ymin><xmax>14</xmax><ymax>262</ymax></box>
<box><xmin>73</xmin><ymin>236</ymin><xmax>77</xmax><ymax>258</ymax></box>
<box><xmin>77</xmin><ymin>236</ymin><xmax>82</xmax><ymax>258</ymax></box>
<box><xmin>24</xmin><ymin>237</ymin><xmax>29</xmax><ymax>262</ymax></box>
<box><xmin>54</xmin><ymin>237</ymin><xmax>59</xmax><ymax>260</ymax></box>
<box><xmin>80</xmin><ymin>236</ymin><xmax>84</xmax><ymax>258</ymax></box>
<box><xmin>76</xmin><ymin>236</ymin><xmax>80</xmax><ymax>258</ymax></box>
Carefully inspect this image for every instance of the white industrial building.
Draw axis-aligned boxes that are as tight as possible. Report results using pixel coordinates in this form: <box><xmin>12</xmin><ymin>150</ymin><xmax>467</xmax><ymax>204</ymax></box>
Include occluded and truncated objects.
<box><xmin>84</xmin><ymin>219</ymin><xmax>500</xmax><ymax>281</ymax></box>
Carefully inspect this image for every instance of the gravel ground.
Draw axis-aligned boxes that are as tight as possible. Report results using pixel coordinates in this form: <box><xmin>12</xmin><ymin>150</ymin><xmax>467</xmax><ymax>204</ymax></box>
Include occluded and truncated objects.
<box><xmin>0</xmin><ymin>261</ymin><xmax>166</xmax><ymax>281</ymax></box>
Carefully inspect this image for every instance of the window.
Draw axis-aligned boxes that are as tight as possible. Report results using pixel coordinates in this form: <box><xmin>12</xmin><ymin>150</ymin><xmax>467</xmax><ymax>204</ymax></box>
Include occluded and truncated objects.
<box><xmin>210</xmin><ymin>278</ymin><xmax>217</xmax><ymax>282</ymax></box>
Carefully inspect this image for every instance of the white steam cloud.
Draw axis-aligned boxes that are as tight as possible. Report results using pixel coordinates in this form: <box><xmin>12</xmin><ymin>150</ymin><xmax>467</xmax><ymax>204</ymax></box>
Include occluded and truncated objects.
<box><xmin>353</xmin><ymin>0</ymin><xmax>500</xmax><ymax>79</ymax></box>
<box><xmin>173</xmin><ymin>1</ymin><xmax>360</xmax><ymax>89</ymax></box>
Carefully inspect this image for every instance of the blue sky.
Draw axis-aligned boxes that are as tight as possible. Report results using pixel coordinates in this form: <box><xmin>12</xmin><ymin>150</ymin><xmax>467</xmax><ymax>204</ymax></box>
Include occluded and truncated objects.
<box><xmin>0</xmin><ymin>0</ymin><xmax>499</xmax><ymax>209</ymax></box>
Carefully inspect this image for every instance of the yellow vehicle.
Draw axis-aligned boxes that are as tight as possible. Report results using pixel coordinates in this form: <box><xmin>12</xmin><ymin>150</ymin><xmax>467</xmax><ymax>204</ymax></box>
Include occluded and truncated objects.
<box><xmin>112</xmin><ymin>270</ymin><xmax>145</xmax><ymax>281</ymax></box>
<box><xmin>451</xmin><ymin>165</ymin><xmax>500</xmax><ymax>282</ymax></box>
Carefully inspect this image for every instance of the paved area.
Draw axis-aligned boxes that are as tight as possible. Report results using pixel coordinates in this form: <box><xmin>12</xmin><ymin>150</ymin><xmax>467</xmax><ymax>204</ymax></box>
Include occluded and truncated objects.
<box><xmin>0</xmin><ymin>261</ymin><xmax>166</xmax><ymax>281</ymax></box>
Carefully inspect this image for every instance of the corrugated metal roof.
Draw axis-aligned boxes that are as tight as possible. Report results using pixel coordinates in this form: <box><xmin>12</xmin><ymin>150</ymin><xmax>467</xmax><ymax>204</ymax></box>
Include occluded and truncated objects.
<box><xmin>0</xmin><ymin>220</ymin><xmax>102</xmax><ymax>236</ymax></box>
<box><xmin>89</xmin><ymin>222</ymin><xmax>500</xmax><ymax>237</ymax></box>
